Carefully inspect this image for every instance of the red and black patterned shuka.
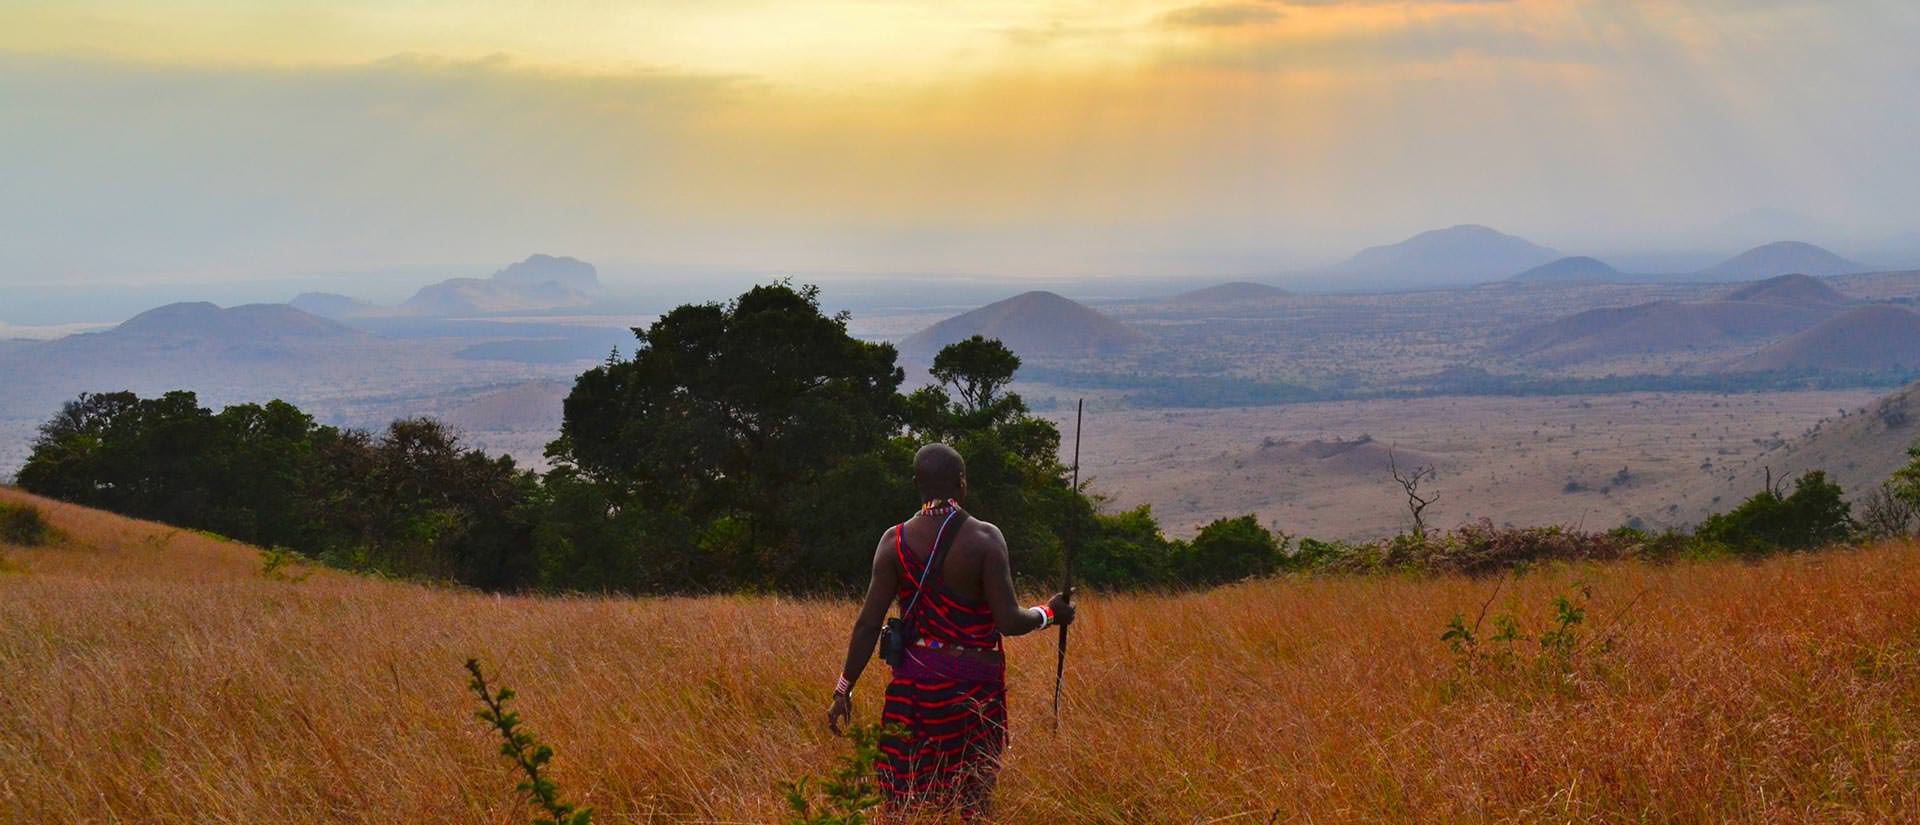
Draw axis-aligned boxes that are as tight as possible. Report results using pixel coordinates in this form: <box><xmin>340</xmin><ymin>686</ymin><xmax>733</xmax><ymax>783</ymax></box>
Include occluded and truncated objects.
<box><xmin>878</xmin><ymin>518</ymin><xmax>1008</xmax><ymax>816</ymax></box>
<box><xmin>827</xmin><ymin>443</ymin><xmax>1076</xmax><ymax>822</ymax></box>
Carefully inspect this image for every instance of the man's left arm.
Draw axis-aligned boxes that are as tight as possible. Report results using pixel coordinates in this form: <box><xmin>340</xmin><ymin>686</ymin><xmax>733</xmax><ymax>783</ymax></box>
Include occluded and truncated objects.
<box><xmin>828</xmin><ymin>533</ymin><xmax>898</xmax><ymax>734</ymax></box>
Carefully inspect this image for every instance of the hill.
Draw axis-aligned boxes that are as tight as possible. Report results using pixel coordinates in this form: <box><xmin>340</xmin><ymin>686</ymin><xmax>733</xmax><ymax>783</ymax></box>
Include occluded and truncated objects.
<box><xmin>898</xmin><ymin>290</ymin><xmax>1145</xmax><ymax>359</ymax></box>
<box><xmin>490</xmin><ymin>254</ymin><xmax>598</xmax><ymax>289</ymax></box>
<box><xmin>1321</xmin><ymin>224</ymin><xmax>1561</xmax><ymax>289</ymax></box>
<box><xmin>289</xmin><ymin>292</ymin><xmax>383</xmax><ymax>319</ymax></box>
<box><xmin>1696</xmin><ymin>241</ymin><xmax>1865</xmax><ymax>282</ymax></box>
<box><xmin>8</xmin><ymin>486</ymin><xmax>1920</xmax><ymax>820</ymax></box>
<box><xmin>1686</xmin><ymin>380</ymin><xmax>1920</xmax><ymax>519</ymax></box>
<box><xmin>1166</xmin><ymin>281</ymin><xmax>1292</xmax><ymax>304</ymax></box>
<box><xmin>0</xmin><ymin>302</ymin><xmax>380</xmax><ymax>422</ymax></box>
<box><xmin>401</xmin><ymin>278</ymin><xmax>595</xmax><ymax>317</ymax></box>
<box><xmin>1727</xmin><ymin>305</ymin><xmax>1920</xmax><ymax>372</ymax></box>
<box><xmin>110</xmin><ymin>301</ymin><xmax>359</xmax><ymax>342</ymax></box>
<box><xmin>1493</xmin><ymin>299</ymin><xmax>1836</xmax><ymax>367</ymax></box>
<box><xmin>1505</xmin><ymin>256</ymin><xmax>1626</xmax><ymax>284</ymax></box>
<box><xmin>1722</xmin><ymin>273</ymin><xmax>1850</xmax><ymax>306</ymax></box>
<box><xmin>401</xmin><ymin>254</ymin><xmax>601</xmax><ymax>316</ymax></box>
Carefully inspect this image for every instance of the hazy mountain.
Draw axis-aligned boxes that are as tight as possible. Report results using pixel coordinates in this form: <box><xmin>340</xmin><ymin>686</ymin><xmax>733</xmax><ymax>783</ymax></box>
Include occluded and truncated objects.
<box><xmin>0</xmin><ymin>302</ymin><xmax>375</xmax><ymax>421</ymax></box>
<box><xmin>290</xmin><ymin>292</ymin><xmax>384</xmax><ymax>319</ymax></box>
<box><xmin>1696</xmin><ymin>241</ymin><xmax>1866</xmax><ymax>282</ymax></box>
<box><xmin>1721</xmin><ymin>273</ymin><xmax>1850</xmax><ymax>307</ymax></box>
<box><xmin>1494</xmin><ymin>300</ymin><xmax>1837</xmax><ymax>367</ymax></box>
<box><xmin>1727</xmin><ymin>306</ymin><xmax>1920</xmax><ymax>372</ymax></box>
<box><xmin>1705</xmin><ymin>208</ymin><xmax>1841</xmax><ymax>249</ymax></box>
<box><xmin>108</xmin><ymin>302</ymin><xmax>360</xmax><ymax>342</ymax></box>
<box><xmin>1317</xmin><ymin>225</ymin><xmax>1561</xmax><ymax>289</ymax></box>
<box><xmin>1166</xmin><ymin>281</ymin><xmax>1292</xmax><ymax>304</ymax></box>
<box><xmin>401</xmin><ymin>254</ymin><xmax>601</xmax><ymax>316</ymax></box>
<box><xmin>1505</xmin><ymin>256</ymin><xmax>1626</xmax><ymax>284</ymax></box>
<box><xmin>899</xmin><ymin>291</ymin><xmax>1145</xmax><ymax>360</ymax></box>
<box><xmin>491</xmin><ymin>254</ymin><xmax>599</xmax><ymax>290</ymax></box>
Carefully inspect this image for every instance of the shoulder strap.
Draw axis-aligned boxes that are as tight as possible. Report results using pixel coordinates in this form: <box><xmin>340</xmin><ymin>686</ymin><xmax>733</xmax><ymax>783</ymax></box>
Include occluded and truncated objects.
<box><xmin>901</xmin><ymin>508</ymin><xmax>970</xmax><ymax>623</ymax></box>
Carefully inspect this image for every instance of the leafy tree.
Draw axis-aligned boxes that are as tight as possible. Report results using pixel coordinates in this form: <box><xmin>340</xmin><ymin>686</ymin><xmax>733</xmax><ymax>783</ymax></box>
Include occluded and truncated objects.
<box><xmin>930</xmin><ymin>335</ymin><xmax>1022</xmax><ymax>418</ymax></box>
<box><xmin>550</xmin><ymin>282</ymin><xmax>905</xmax><ymax>587</ymax></box>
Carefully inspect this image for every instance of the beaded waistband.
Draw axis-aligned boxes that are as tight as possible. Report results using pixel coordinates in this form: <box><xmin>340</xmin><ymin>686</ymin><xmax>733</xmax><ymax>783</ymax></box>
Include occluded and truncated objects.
<box><xmin>914</xmin><ymin>636</ymin><xmax>1001</xmax><ymax>654</ymax></box>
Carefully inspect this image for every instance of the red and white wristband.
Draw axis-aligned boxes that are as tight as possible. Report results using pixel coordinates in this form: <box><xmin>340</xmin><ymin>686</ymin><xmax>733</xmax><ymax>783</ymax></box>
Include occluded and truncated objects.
<box><xmin>1031</xmin><ymin>603</ymin><xmax>1055</xmax><ymax>630</ymax></box>
<box><xmin>834</xmin><ymin>674</ymin><xmax>853</xmax><ymax>697</ymax></box>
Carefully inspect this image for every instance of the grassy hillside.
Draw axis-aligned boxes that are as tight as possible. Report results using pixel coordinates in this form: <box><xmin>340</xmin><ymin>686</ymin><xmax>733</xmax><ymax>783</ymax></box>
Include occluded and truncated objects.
<box><xmin>6</xmin><ymin>486</ymin><xmax>1920</xmax><ymax>821</ymax></box>
<box><xmin>1690</xmin><ymin>381</ymin><xmax>1920</xmax><ymax>519</ymax></box>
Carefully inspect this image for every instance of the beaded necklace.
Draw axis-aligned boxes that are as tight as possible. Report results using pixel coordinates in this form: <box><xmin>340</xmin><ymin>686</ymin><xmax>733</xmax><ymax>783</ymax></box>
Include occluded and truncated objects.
<box><xmin>919</xmin><ymin>498</ymin><xmax>959</xmax><ymax>518</ymax></box>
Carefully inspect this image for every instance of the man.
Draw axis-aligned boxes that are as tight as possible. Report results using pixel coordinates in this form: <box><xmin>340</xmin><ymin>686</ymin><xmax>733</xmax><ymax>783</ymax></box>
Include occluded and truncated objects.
<box><xmin>827</xmin><ymin>443</ymin><xmax>1076</xmax><ymax>819</ymax></box>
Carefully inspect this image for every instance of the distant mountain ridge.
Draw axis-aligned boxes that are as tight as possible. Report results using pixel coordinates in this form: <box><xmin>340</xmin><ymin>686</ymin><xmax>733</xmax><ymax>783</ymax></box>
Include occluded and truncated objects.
<box><xmin>110</xmin><ymin>302</ymin><xmax>359</xmax><ymax>342</ymax></box>
<box><xmin>1493</xmin><ymin>300</ymin><xmax>1836</xmax><ymax>367</ymax></box>
<box><xmin>899</xmin><ymin>291</ymin><xmax>1145</xmax><ymax>360</ymax></box>
<box><xmin>290</xmin><ymin>292</ymin><xmax>385</xmax><ymax>320</ymax></box>
<box><xmin>1696</xmin><ymin>241</ymin><xmax>1865</xmax><ymax>282</ymax></box>
<box><xmin>1722</xmin><ymin>273</ymin><xmax>1850</xmax><ymax>307</ymax></box>
<box><xmin>291</xmin><ymin>254</ymin><xmax>604</xmax><ymax>318</ymax></box>
<box><xmin>490</xmin><ymin>254</ymin><xmax>598</xmax><ymax>290</ymax></box>
<box><xmin>1318</xmin><ymin>225</ymin><xmax>1561</xmax><ymax>289</ymax></box>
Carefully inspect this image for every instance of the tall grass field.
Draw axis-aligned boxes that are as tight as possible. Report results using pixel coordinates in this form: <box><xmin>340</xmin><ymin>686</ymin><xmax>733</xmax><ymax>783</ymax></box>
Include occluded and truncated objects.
<box><xmin>4</xmin><ymin>485</ymin><xmax>1920</xmax><ymax>822</ymax></box>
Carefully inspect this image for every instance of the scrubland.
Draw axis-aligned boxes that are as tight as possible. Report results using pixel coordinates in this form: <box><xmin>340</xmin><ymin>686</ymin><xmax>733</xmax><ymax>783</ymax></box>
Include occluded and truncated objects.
<box><xmin>4</xmin><ymin>486</ymin><xmax>1920</xmax><ymax>823</ymax></box>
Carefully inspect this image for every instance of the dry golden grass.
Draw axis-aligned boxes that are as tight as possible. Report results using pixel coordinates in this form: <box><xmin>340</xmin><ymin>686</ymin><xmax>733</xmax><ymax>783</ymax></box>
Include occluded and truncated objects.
<box><xmin>4</xmin><ymin>485</ymin><xmax>1920</xmax><ymax>823</ymax></box>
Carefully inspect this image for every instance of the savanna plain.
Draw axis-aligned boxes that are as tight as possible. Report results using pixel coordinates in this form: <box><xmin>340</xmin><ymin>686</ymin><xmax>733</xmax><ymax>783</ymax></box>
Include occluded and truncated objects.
<box><xmin>7</xmin><ymin>486</ymin><xmax>1920</xmax><ymax>823</ymax></box>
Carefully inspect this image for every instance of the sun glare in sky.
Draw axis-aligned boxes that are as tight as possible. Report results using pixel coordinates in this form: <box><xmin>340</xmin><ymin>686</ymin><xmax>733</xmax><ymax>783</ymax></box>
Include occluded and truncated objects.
<box><xmin>1</xmin><ymin>1</ymin><xmax>1915</xmax><ymax>281</ymax></box>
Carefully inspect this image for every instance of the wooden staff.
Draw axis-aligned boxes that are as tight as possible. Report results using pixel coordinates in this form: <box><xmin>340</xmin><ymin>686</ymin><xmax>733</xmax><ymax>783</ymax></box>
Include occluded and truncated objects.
<box><xmin>1053</xmin><ymin>398</ymin><xmax>1082</xmax><ymax>734</ymax></box>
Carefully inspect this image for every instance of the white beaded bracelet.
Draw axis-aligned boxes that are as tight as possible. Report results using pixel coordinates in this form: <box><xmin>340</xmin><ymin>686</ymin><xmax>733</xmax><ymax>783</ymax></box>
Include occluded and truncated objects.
<box><xmin>1032</xmin><ymin>604</ymin><xmax>1054</xmax><ymax>630</ymax></box>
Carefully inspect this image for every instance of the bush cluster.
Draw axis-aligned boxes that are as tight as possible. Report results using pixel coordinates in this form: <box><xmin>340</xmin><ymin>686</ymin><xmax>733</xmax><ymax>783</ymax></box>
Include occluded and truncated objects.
<box><xmin>0</xmin><ymin>501</ymin><xmax>55</xmax><ymax>546</ymax></box>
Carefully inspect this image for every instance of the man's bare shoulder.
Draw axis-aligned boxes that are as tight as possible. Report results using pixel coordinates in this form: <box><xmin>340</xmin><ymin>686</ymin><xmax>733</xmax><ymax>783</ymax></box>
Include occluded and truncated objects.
<box><xmin>873</xmin><ymin>523</ymin><xmax>900</xmax><ymax>559</ymax></box>
<box><xmin>961</xmin><ymin>516</ymin><xmax>1006</xmax><ymax>552</ymax></box>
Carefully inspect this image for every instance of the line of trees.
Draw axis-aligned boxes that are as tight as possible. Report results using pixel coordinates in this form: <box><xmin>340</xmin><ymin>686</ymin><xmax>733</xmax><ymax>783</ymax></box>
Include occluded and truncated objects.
<box><xmin>16</xmin><ymin>284</ymin><xmax>1104</xmax><ymax>593</ymax></box>
<box><xmin>17</xmin><ymin>281</ymin><xmax>1920</xmax><ymax>593</ymax></box>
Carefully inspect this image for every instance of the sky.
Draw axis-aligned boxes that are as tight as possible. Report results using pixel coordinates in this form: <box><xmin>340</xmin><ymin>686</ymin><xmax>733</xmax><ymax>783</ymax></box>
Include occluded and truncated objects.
<box><xmin>2</xmin><ymin>0</ymin><xmax>1918</xmax><ymax>288</ymax></box>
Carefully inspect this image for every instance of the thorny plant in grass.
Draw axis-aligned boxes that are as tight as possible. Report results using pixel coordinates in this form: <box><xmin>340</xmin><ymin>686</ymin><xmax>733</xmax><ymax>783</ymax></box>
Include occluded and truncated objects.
<box><xmin>464</xmin><ymin>658</ymin><xmax>594</xmax><ymax>825</ymax></box>
<box><xmin>782</xmin><ymin>722</ymin><xmax>902</xmax><ymax>825</ymax></box>
<box><xmin>259</xmin><ymin>547</ymin><xmax>314</xmax><ymax>582</ymax></box>
<box><xmin>1441</xmin><ymin>580</ymin><xmax>1639</xmax><ymax>700</ymax></box>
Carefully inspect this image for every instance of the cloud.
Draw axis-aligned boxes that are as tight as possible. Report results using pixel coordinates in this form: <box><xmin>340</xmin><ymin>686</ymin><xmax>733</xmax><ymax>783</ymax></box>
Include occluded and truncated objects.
<box><xmin>1278</xmin><ymin>0</ymin><xmax>1513</xmax><ymax>5</ymax></box>
<box><xmin>1158</xmin><ymin>2</ymin><xmax>1286</xmax><ymax>29</ymax></box>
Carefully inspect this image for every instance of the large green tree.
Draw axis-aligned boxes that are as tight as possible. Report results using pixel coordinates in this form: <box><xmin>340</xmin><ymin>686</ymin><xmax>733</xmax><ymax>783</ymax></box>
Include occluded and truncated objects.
<box><xmin>549</xmin><ymin>282</ymin><xmax>907</xmax><ymax>587</ymax></box>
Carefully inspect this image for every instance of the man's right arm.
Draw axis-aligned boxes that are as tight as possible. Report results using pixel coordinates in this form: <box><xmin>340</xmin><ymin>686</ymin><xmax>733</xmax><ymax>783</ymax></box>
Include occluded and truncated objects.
<box><xmin>979</xmin><ymin>523</ymin><xmax>1074</xmax><ymax>636</ymax></box>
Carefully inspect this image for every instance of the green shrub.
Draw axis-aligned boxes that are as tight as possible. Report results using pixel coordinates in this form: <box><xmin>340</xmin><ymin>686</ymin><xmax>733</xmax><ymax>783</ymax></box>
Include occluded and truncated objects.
<box><xmin>1180</xmin><ymin>515</ymin><xmax>1286</xmax><ymax>584</ymax></box>
<box><xmin>1440</xmin><ymin>583</ymin><xmax>1618</xmax><ymax>701</ymax></box>
<box><xmin>0</xmin><ymin>501</ymin><xmax>54</xmax><ymax>546</ymax></box>
<box><xmin>1695</xmin><ymin>470</ymin><xmax>1855</xmax><ymax>556</ymax></box>
<box><xmin>1078</xmin><ymin>505</ymin><xmax>1180</xmax><ymax>588</ymax></box>
<box><xmin>782</xmin><ymin>722</ymin><xmax>900</xmax><ymax>825</ymax></box>
<box><xmin>1891</xmin><ymin>443</ymin><xmax>1920</xmax><ymax>513</ymax></box>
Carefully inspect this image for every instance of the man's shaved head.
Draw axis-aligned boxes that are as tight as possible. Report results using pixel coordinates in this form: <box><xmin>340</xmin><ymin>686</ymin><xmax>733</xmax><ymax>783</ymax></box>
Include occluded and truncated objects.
<box><xmin>914</xmin><ymin>443</ymin><xmax>967</xmax><ymax>501</ymax></box>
